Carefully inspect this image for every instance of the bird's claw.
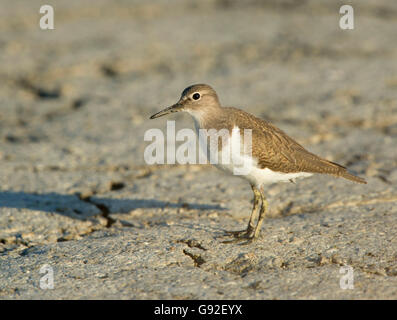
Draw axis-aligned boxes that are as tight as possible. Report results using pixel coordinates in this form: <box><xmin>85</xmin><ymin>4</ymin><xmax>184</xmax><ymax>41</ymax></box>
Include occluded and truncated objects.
<box><xmin>221</xmin><ymin>236</ymin><xmax>256</xmax><ymax>245</ymax></box>
<box><xmin>222</xmin><ymin>228</ymin><xmax>257</xmax><ymax>244</ymax></box>
<box><xmin>223</xmin><ymin>229</ymin><xmax>249</xmax><ymax>238</ymax></box>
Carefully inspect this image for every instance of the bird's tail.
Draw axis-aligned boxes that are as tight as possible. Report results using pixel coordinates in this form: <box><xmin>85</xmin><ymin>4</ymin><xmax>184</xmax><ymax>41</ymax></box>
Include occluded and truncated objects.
<box><xmin>339</xmin><ymin>170</ymin><xmax>367</xmax><ymax>184</ymax></box>
<box><xmin>326</xmin><ymin>160</ymin><xmax>367</xmax><ymax>184</ymax></box>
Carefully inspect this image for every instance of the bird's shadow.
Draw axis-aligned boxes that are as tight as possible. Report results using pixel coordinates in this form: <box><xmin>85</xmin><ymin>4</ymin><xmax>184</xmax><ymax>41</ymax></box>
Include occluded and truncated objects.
<box><xmin>0</xmin><ymin>191</ymin><xmax>225</xmax><ymax>221</ymax></box>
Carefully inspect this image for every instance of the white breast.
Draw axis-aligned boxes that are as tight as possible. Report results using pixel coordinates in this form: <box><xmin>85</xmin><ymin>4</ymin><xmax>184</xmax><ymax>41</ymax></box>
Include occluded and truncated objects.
<box><xmin>196</xmin><ymin>125</ymin><xmax>312</xmax><ymax>187</ymax></box>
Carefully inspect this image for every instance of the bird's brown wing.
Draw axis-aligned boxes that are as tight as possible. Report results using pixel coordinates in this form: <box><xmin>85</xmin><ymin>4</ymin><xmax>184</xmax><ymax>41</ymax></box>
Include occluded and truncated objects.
<box><xmin>231</xmin><ymin>108</ymin><xmax>366</xmax><ymax>183</ymax></box>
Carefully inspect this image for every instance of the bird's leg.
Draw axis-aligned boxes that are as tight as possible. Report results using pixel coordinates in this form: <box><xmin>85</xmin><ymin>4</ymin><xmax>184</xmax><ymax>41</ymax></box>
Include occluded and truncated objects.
<box><xmin>224</xmin><ymin>185</ymin><xmax>261</xmax><ymax>238</ymax></box>
<box><xmin>223</xmin><ymin>189</ymin><xmax>268</xmax><ymax>244</ymax></box>
<box><xmin>250</xmin><ymin>189</ymin><xmax>268</xmax><ymax>240</ymax></box>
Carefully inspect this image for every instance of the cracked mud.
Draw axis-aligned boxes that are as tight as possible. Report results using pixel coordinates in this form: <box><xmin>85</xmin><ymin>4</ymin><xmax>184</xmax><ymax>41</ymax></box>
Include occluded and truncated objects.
<box><xmin>0</xmin><ymin>0</ymin><xmax>396</xmax><ymax>299</ymax></box>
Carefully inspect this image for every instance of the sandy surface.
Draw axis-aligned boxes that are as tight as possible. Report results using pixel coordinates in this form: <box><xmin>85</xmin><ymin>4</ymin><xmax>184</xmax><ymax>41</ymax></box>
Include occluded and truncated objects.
<box><xmin>0</xmin><ymin>0</ymin><xmax>396</xmax><ymax>299</ymax></box>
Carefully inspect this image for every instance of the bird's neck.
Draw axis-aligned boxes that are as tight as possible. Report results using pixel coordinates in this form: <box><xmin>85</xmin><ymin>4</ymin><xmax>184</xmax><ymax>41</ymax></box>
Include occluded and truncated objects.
<box><xmin>187</xmin><ymin>106</ymin><xmax>224</xmax><ymax>131</ymax></box>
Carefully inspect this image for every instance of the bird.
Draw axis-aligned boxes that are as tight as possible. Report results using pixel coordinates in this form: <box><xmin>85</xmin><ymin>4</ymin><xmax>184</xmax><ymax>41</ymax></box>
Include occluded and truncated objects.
<box><xmin>149</xmin><ymin>84</ymin><xmax>367</xmax><ymax>243</ymax></box>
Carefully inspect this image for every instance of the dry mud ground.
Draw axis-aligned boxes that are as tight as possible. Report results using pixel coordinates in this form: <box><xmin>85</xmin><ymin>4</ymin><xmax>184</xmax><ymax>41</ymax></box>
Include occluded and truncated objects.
<box><xmin>0</xmin><ymin>0</ymin><xmax>396</xmax><ymax>299</ymax></box>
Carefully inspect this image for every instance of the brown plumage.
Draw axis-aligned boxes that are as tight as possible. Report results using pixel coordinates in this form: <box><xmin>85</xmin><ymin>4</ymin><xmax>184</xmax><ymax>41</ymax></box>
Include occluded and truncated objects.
<box><xmin>150</xmin><ymin>84</ymin><xmax>367</xmax><ymax>242</ymax></box>
<box><xmin>224</xmin><ymin>107</ymin><xmax>367</xmax><ymax>184</ymax></box>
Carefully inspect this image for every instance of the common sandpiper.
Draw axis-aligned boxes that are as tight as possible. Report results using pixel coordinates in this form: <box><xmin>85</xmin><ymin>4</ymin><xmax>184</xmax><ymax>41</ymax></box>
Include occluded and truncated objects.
<box><xmin>150</xmin><ymin>84</ymin><xmax>367</xmax><ymax>243</ymax></box>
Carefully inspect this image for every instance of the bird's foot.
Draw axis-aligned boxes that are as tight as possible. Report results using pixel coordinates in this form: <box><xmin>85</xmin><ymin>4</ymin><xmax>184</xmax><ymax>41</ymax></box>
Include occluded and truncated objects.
<box><xmin>224</xmin><ymin>225</ymin><xmax>254</xmax><ymax>238</ymax></box>
<box><xmin>222</xmin><ymin>229</ymin><xmax>257</xmax><ymax>244</ymax></box>
<box><xmin>221</xmin><ymin>235</ymin><xmax>256</xmax><ymax>245</ymax></box>
<box><xmin>223</xmin><ymin>229</ymin><xmax>250</xmax><ymax>238</ymax></box>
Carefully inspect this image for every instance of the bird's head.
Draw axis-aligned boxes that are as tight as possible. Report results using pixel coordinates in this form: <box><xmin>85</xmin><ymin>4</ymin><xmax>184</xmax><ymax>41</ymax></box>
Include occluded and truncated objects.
<box><xmin>150</xmin><ymin>84</ymin><xmax>220</xmax><ymax>119</ymax></box>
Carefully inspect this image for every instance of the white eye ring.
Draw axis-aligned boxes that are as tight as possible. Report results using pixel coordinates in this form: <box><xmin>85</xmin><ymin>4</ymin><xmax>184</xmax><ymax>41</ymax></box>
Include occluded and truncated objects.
<box><xmin>192</xmin><ymin>92</ymin><xmax>201</xmax><ymax>100</ymax></box>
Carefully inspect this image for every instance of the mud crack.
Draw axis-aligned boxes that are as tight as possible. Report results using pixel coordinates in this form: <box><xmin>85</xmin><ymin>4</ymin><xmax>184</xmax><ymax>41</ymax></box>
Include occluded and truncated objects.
<box><xmin>177</xmin><ymin>239</ymin><xmax>207</xmax><ymax>251</ymax></box>
<box><xmin>76</xmin><ymin>193</ymin><xmax>116</xmax><ymax>228</ymax></box>
<box><xmin>182</xmin><ymin>249</ymin><xmax>206</xmax><ymax>267</ymax></box>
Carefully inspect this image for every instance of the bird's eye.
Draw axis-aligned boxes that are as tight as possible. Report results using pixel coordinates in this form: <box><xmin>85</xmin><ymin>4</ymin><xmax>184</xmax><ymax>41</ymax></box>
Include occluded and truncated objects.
<box><xmin>192</xmin><ymin>93</ymin><xmax>201</xmax><ymax>100</ymax></box>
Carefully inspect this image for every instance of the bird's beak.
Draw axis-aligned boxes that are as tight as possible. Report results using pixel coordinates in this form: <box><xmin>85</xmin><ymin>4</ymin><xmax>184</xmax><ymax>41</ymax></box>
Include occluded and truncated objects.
<box><xmin>149</xmin><ymin>103</ymin><xmax>184</xmax><ymax>119</ymax></box>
